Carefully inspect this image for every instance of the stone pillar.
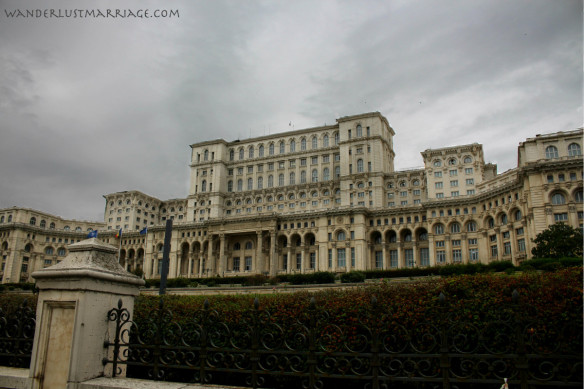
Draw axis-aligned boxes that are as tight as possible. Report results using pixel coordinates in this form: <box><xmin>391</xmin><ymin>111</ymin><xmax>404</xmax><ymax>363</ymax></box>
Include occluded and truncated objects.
<box><xmin>207</xmin><ymin>238</ymin><xmax>214</xmax><ymax>275</ymax></box>
<box><xmin>270</xmin><ymin>231</ymin><xmax>277</xmax><ymax>277</ymax></box>
<box><xmin>198</xmin><ymin>248</ymin><xmax>205</xmax><ymax>277</ymax></box>
<box><xmin>286</xmin><ymin>247</ymin><xmax>292</xmax><ymax>273</ymax></box>
<box><xmin>30</xmin><ymin>238</ymin><xmax>144</xmax><ymax>389</ymax></box>
<box><xmin>382</xmin><ymin>242</ymin><xmax>388</xmax><ymax>270</ymax></box>
<box><xmin>256</xmin><ymin>232</ymin><xmax>263</xmax><ymax>273</ymax></box>
<box><xmin>219</xmin><ymin>234</ymin><xmax>226</xmax><ymax>276</ymax></box>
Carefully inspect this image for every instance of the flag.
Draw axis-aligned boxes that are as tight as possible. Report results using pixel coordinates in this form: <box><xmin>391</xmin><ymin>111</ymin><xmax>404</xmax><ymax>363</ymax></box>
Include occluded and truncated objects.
<box><xmin>87</xmin><ymin>230</ymin><xmax>98</xmax><ymax>238</ymax></box>
<box><xmin>115</xmin><ymin>228</ymin><xmax>122</xmax><ymax>239</ymax></box>
<box><xmin>139</xmin><ymin>227</ymin><xmax>148</xmax><ymax>235</ymax></box>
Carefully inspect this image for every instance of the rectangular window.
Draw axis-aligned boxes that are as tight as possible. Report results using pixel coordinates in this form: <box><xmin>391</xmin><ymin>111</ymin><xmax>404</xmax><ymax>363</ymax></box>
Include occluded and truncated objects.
<box><xmin>436</xmin><ymin>241</ymin><xmax>445</xmax><ymax>247</ymax></box>
<box><xmin>390</xmin><ymin>250</ymin><xmax>398</xmax><ymax>268</ymax></box>
<box><xmin>554</xmin><ymin>213</ymin><xmax>568</xmax><ymax>222</ymax></box>
<box><xmin>282</xmin><ymin>254</ymin><xmax>287</xmax><ymax>270</ymax></box>
<box><xmin>466</xmin><ymin>178</ymin><xmax>474</xmax><ymax>185</ymax></box>
<box><xmin>469</xmin><ymin>248</ymin><xmax>479</xmax><ymax>261</ymax></box>
<box><xmin>420</xmin><ymin>248</ymin><xmax>429</xmax><ymax>266</ymax></box>
<box><xmin>300</xmin><ymin>158</ymin><xmax>307</xmax><ymax>166</ymax></box>
<box><xmin>450</xmin><ymin>180</ymin><xmax>458</xmax><ymax>187</ymax></box>
<box><xmin>451</xmin><ymin>191</ymin><xmax>459</xmax><ymax>197</ymax></box>
<box><xmin>289</xmin><ymin>160</ymin><xmax>296</xmax><ymax>168</ymax></box>
<box><xmin>516</xmin><ymin>227</ymin><xmax>524</xmax><ymax>235</ymax></box>
<box><xmin>322</xmin><ymin>155</ymin><xmax>330</xmax><ymax>163</ymax></box>
<box><xmin>452</xmin><ymin>249</ymin><xmax>462</xmax><ymax>263</ymax></box>
<box><xmin>436</xmin><ymin>250</ymin><xmax>446</xmax><ymax>263</ymax></box>
<box><xmin>436</xmin><ymin>193</ymin><xmax>444</xmax><ymax>198</ymax></box>
<box><xmin>490</xmin><ymin>245</ymin><xmax>498</xmax><ymax>258</ymax></box>
<box><xmin>375</xmin><ymin>251</ymin><xmax>383</xmax><ymax>269</ymax></box>
<box><xmin>245</xmin><ymin>256</ymin><xmax>252</xmax><ymax>271</ymax></box>
<box><xmin>517</xmin><ymin>239</ymin><xmax>525</xmax><ymax>252</ymax></box>
<box><xmin>296</xmin><ymin>253</ymin><xmax>302</xmax><ymax>269</ymax></box>
<box><xmin>310</xmin><ymin>252</ymin><xmax>316</xmax><ymax>269</ymax></box>
<box><xmin>434</xmin><ymin>171</ymin><xmax>442</xmax><ymax>178</ymax></box>
<box><xmin>233</xmin><ymin>257</ymin><xmax>240</xmax><ymax>271</ymax></box>
<box><xmin>504</xmin><ymin>242</ymin><xmax>511</xmax><ymax>255</ymax></box>
<box><xmin>328</xmin><ymin>249</ymin><xmax>333</xmax><ymax>268</ymax></box>
<box><xmin>467</xmin><ymin>190</ymin><xmax>475</xmax><ymax>195</ymax></box>
<box><xmin>413</xmin><ymin>189</ymin><xmax>421</xmax><ymax>196</ymax></box>
<box><xmin>311</xmin><ymin>156</ymin><xmax>318</xmax><ymax>164</ymax></box>
<box><xmin>435</xmin><ymin>182</ymin><xmax>443</xmax><ymax>189</ymax></box>
<box><xmin>405</xmin><ymin>249</ymin><xmax>414</xmax><ymax>267</ymax></box>
<box><xmin>452</xmin><ymin>240</ymin><xmax>461</xmax><ymax>246</ymax></box>
<box><xmin>468</xmin><ymin>238</ymin><xmax>478</xmax><ymax>245</ymax></box>
<box><xmin>351</xmin><ymin>247</ymin><xmax>356</xmax><ymax>267</ymax></box>
<box><xmin>465</xmin><ymin>168</ymin><xmax>473</xmax><ymax>174</ymax></box>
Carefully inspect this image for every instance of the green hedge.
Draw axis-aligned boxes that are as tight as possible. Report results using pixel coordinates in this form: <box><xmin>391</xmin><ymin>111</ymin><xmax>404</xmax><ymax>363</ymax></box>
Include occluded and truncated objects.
<box><xmin>142</xmin><ymin>258</ymin><xmax>583</xmax><ymax>288</ymax></box>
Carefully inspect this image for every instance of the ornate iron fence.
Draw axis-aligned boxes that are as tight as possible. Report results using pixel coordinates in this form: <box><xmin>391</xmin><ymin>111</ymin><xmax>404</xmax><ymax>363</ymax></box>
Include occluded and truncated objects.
<box><xmin>104</xmin><ymin>291</ymin><xmax>583</xmax><ymax>389</ymax></box>
<box><xmin>0</xmin><ymin>299</ymin><xmax>36</xmax><ymax>368</ymax></box>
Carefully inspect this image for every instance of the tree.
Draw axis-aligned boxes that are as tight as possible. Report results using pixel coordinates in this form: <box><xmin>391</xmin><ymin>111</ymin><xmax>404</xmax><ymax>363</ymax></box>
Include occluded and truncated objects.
<box><xmin>531</xmin><ymin>223</ymin><xmax>583</xmax><ymax>258</ymax></box>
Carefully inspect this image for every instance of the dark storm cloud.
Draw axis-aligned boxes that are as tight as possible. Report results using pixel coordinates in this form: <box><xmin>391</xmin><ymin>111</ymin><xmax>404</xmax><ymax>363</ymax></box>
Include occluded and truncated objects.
<box><xmin>0</xmin><ymin>0</ymin><xmax>581</xmax><ymax>221</ymax></box>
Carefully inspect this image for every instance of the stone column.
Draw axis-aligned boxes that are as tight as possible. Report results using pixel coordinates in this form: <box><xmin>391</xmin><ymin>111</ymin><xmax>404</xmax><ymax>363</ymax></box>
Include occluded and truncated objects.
<box><xmin>207</xmin><ymin>237</ymin><xmax>214</xmax><ymax>275</ymax></box>
<box><xmin>30</xmin><ymin>238</ymin><xmax>144</xmax><ymax>389</ymax></box>
<box><xmin>256</xmin><ymin>232</ymin><xmax>263</xmax><ymax>273</ymax></box>
<box><xmin>270</xmin><ymin>231</ymin><xmax>277</xmax><ymax>277</ymax></box>
<box><xmin>286</xmin><ymin>246</ymin><xmax>292</xmax><ymax>273</ymax></box>
<box><xmin>198</xmin><ymin>248</ymin><xmax>205</xmax><ymax>277</ymax></box>
<box><xmin>382</xmin><ymin>242</ymin><xmax>388</xmax><ymax>270</ymax></box>
<box><xmin>219</xmin><ymin>234</ymin><xmax>226</xmax><ymax>276</ymax></box>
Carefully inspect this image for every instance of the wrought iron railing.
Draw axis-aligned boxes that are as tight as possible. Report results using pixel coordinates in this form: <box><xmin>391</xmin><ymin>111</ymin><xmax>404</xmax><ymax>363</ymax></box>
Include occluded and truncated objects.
<box><xmin>104</xmin><ymin>291</ymin><xmax>583</xmax><ymax>389</ymax></box>
<box><xmin>0</xmin><ymin>299</ymin><xmax>36</xmax><ymax>368</ymax></box>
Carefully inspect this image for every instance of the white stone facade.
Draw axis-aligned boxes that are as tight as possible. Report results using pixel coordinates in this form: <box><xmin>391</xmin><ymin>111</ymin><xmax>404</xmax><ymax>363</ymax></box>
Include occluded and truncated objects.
<box><xmin>1</xmin><ymin>112</ymin><xmax>582</xmax><ymax>282</ymax></box>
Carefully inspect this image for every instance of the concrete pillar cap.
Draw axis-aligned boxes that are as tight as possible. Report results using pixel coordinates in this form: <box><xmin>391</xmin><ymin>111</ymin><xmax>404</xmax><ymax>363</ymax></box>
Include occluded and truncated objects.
<box><xmin>32</xmin><ymin>238</ymin><xmax>144</xmax><ymax>286</ymax></box>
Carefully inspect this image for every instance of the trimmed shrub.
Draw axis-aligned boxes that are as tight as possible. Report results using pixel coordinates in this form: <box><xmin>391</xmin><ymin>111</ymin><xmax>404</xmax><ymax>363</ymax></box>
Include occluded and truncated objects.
<box><xmin>486</xmin><ymin>260</ymin><xmax>514</xmax><ymax>272</ymax></box>
<box><xmin>340</xmin><ymin>271</ymin><xmax>366</xmax><ymax>283</ymax></box>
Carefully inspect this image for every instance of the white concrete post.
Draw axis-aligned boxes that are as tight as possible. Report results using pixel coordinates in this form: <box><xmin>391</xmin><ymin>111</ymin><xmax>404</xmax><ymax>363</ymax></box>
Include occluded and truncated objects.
<box><xmin>29</xmin><ymin>238</ymin><xmax>144</xmax><ymax>389</ymax></box>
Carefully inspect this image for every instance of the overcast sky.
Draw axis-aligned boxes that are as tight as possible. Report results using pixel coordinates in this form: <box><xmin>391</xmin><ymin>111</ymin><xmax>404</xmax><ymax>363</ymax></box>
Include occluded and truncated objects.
<box><xmin>0</xmin><ymin>0</ymin><xmax>581</xmax><ymax>222</ymax></box>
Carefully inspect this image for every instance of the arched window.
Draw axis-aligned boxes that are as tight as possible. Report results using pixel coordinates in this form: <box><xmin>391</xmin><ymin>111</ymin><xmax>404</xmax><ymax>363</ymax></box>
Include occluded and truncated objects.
<box><xmin>323</xmin><ymin>135</ymin><xmax>329</xmax><ymax>147</ymax></box>
<box><xmin>290</xmin><ymin>140</ymin><xmax>296</xmax><ymax>152</ymax></box>
<box><xmin>357</xmin><ymin>159</ymin><xmax>364</xmax><ymax>173</ymax></box>
<box><xmin>45</xmin><ymin>247</ymin><xmax>54</xmax><ymax>255</ymax></box>
<box><xmin>433</xmin><ymin>160</ymin><xmax>442</xmax><ymax>167</ymax></box>
<box><xmin>434</xmin><ymin>224</ymin><xmax>444</xmax><ymax>234</ymax></box>
<box><xmin>0</xmin><ymin>216</ymin><xmax>3</xmax><ymax>223</ymax></box>
<box><xmin>239</xmin><ymin>148</ymin><xmax>244</xmax><ymax>160</ymax></box>
<box><xmin>38</xmin><ymin>219</ymin><xmax>45</xmax><ymax>227</ymax></box>
<box><xmin>278</xmin><ymin>174</ymin><xmax>284</xmax><ymax>186</ymax></box>
<box><xmin>50</xmin><ymin>222</ymin><xmax>55</xmax><ymax>229</ymax></box>
<box><xmin>301</xmin><ymin>170</ymin><xmax>307</xmax><ymax>183</ymax></box>
<box><xmin>545</xmin><ymin>145</ymin><xmax>559</xmax><ymax>159</ymax></box>
<box><xmin>500</xmin><ymin>214</ymin><xmax>508</xmax><ymax>225</ymax></box>
<box><xmin>30</xmin><ymin>217</ymin><xmax>36</xmax><ymax>226</ymax></box>
<box><xmin>551</xmin><ymin>192</ymin><xmax>566</xmax><ymax>205</ymax></box>
<box><xmin>289</xmin><ymin>172</ymin><xmax>295</xmax><ymax>185</ymax></box>
<box><xmin>334</xmin><ymin>132</ymin><xmax>339</xmax><ymax>145</ymax></box>
<box><xmin>268</xmin><ymin>175</ymin><xmax>273</xmax><ymax>188</ymax></box>
<box><xmin>448</xmin><ymin>158</ymin><xmax>457</xmax><ymax>166</ymax></box>
<box><xmin>247</xmin><ymin>178</ymin><xmax>253</xmax><ymax>190</ymax></box>
<box><xmin>466</xmin><ymin>221</ymin><xmax>477</xmax><ymax>232</ymax></box>
<box><xmin>289</xmin><ymin>193</ymin><xmax>295</xmax><ymax>200</ymax></box>
<box><xmin>412</xmin><ymin>179</ymin><xmax>420</xmax><ymax>186</ymax></box>
<box><xmin>337</xmin><ymin>231</ymin><xmax>346</xmax><ymax>241</ymax></box>
<box><xmin>403</xmin><ymin>231</ymin><xmax>412</xmax><ymax>242</ymax></box>
<box><xmin>257</xmin><ymin>177</ymin><xmax>263</xmax><ymax>189</ymax></box>
<box><xmin>259</xmin><ymin>145</ymin><xmax>264</xmax><ymax>157</ymax></box>
<box><xmin>227</xmin><ymin>181</ymin><xmax>233</xmax><ymax>192</ymax></box>
<box><xmin>24</xmin><ymin>244</ymin><xmax>32</xmax><ymax>252</ymax></box>
<box><xmin>234</xmin><ymin>242</ymin><xmax>241</xmax><ymax>250</ymax></box>
<box><xmin>312</xmin><ymin>169</ymin><xmax>318</xmax><ymax>183</ymax></box>
<box><xmin>463</xmin><ymin>156</ymin><xmax>473</xmax><ymax>163</ymax></box>
<box><xmin>237</xmin><ymin>179</ymin><xmax>243</xmax><ymax>191</ymax></box>
<box><xmin>279</xmin><ymin>141</ymin><xmax>285</xmax><ymax>154</ymax></box>
<box><xmin>312</xmin><ymin>136</ymin><xmax>318</xmax><ymax>149</ymax></box>
<box><xmin>335</xmin><ymin>166</ymin><xmax>340</xmax><ymax>178</ymax></box>
<box><xmin>301</xmin><ymin>138</ymin><xmax>306</xmax><ymax>151</ymax></box>
<box><xmin>356</xmin><ymin>124</ymin><xmax>362</xmax><ymax>137</ymax></box>
<box><xmin>245</xmin><ymin>241</ymin><xmax>253</xmax><ymax>250</ymax></box>
<box><xmin>487</xmin><ymin>217</ymin><xmax>495</xmax><ymax>228</ymax></box>
<box><xmin>204</xmin><ymin>150</ymin><xmax>209</xmax><ymax>161</ymax></box>
<box><xmin>568</xmin><ymin>143</ymin><xmax>582</xmax><ymax>157</ymax></box>
<box><xmin>249</xmin><ymin>146</ymin><xmax>254</xmax><ymax>158</ymax></box>
<box><xmin>418</xmin><ymin>232</ymin><xmax>428</xmax><ymax>241</ymax></box>
<box><xmin>58</xmin><ymin>248</ymin><xmax>66</xmax><ymax>256</ymax></box>
<box><xmin>450</xmin><ymin>223</ymin><xmax>461</xmax><ymax>233</ymax></box>
<box><xmin>514</xmin><ymin>210</ymin><xmax>522</xmax><ymax>221</ymax></box>
<box><xmin>269</xmin><ymin>143</ymin><xmax>274</xmax><ymax>155</ymax></box>
<box><xmin>201</xmin><ymin>180</ymin><xmax>207</xmax><ymax>192</ymax></box>
<box><xmin>575</xmin><ymin>189</ymin><xmax>583</xmax><ymax>202</ymax></box>
<box><xmin>323</xmin><ymin>167</ymin><xmax>330</xmax><ymax>181</ymax></box>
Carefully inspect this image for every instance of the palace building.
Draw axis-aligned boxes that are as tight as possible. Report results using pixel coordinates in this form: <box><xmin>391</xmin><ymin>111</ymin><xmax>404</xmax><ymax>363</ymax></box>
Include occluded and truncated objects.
<box><xmin>1</xmin><ymin>112</ymin><xmax>582</xmax><ymax>283</ymax></box>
